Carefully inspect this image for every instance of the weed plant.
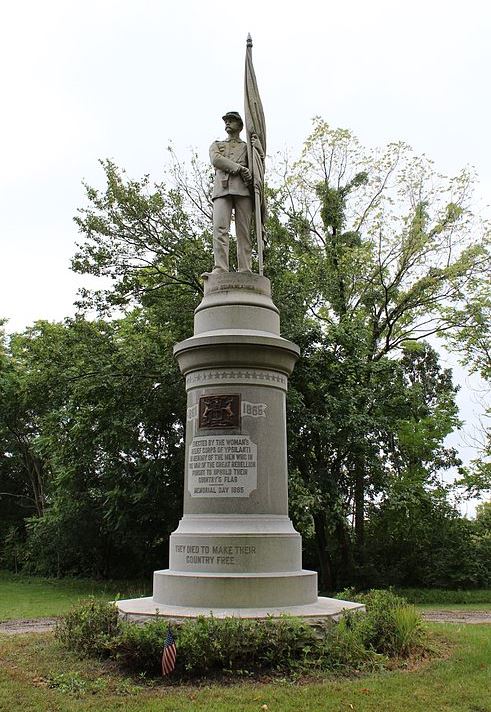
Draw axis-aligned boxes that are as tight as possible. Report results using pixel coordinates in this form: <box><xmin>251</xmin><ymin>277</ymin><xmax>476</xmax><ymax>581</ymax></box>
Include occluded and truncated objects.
<box><xmin>389</xmin><ymin>605</ymin><xmax>423</xmax><ymax>656</ymax></box>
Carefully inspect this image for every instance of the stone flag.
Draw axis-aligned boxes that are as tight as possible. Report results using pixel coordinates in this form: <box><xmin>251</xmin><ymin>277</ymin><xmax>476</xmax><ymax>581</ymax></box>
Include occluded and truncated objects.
<box><xmin>244</xmin><ymin>34</ymin><xmax>267</xmax><ymax>273</ymax></box>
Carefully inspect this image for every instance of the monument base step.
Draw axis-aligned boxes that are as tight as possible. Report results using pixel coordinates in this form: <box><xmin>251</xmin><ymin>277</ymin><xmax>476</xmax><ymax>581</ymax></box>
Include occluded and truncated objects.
<box><xmin>153</xmin><ymin>568</ymin><xmax>317</xmax><ymax>607</ymax></box>
<box><xmin>116</xmin><ymin>596</ymin><xmax>365</xmax><ymax>624</ymax></box>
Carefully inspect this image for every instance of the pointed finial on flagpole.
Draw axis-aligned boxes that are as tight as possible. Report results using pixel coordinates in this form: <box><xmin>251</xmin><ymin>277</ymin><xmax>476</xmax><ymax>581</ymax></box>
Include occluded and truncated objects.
<box><xmin>247</xmin><ymin>33</ymin><xmax>253</xmax><ymax>48</ymax></box>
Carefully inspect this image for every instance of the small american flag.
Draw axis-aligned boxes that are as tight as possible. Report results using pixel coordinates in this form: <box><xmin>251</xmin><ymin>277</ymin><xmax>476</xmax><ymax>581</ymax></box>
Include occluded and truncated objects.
<box><xmin>161</xmin><ymin>627</ymin><xmax>177</xmax><ymax>676</ymax></box>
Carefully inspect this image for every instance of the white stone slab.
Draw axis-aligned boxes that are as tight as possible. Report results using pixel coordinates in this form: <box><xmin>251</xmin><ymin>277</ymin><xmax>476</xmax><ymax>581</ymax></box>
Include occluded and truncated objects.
<box><xmin>116</xmin><ymin>596</ymin><xmax>365</xmax><ymax>622</ymax></box>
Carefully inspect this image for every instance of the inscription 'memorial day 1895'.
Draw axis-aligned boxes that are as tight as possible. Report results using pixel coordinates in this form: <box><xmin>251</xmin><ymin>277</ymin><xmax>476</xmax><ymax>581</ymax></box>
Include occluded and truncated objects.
<box><xmin>188</xmin><ymin>435</ymin><xmax>257</xmax><ymax>497</ymax></box>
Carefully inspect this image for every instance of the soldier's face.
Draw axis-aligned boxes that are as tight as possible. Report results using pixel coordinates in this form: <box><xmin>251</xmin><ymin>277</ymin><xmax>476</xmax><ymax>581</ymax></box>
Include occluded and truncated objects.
<box><xmin>224</xmin><ymin>118</ymin><xmax>242</xmax><ymax>135</ymax></box>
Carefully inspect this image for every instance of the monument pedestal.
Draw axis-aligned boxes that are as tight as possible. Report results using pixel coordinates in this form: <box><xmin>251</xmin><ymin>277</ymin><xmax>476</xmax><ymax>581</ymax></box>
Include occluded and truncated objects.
<box><xmin>117</xmin><ymin>273</ymin><xmax>363</xmax><ymax>622</ymax></box>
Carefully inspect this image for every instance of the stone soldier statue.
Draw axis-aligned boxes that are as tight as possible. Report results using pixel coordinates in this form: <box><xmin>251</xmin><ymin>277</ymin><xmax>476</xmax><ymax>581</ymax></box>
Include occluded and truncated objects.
<box><xmin>209</xmin><ymin>111</ymin><xmax>255</xmax><ymax>273</ymax></box>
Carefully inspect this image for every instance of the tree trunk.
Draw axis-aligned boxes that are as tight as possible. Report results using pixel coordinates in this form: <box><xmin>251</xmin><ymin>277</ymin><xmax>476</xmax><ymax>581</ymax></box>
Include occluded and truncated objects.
<box><xmin>353</xmin><ymin>454</ymin><xmax>365</xmax><ymax>563</ymax></box>
<box><xmin>20</xmin><ymin>445</ymin><xmax>45</xmax><ymax>517</ymax></box>
<box><xmin>313</xmin><ymin>511</ymin><xmax>334</xmax><ymax>591</ymax></box>
<box><xmin>335</xmin><ymin>518</ymin><xmax>354</xmax><ymax>585</ymax></box>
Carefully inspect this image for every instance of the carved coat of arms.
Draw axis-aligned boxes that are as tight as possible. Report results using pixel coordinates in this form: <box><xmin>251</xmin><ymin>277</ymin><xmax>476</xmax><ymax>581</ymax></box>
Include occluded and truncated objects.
<box><xmin>199</xmin><ymin>395</ymin><xmax>240</xmax><ymax>429</ymax></box>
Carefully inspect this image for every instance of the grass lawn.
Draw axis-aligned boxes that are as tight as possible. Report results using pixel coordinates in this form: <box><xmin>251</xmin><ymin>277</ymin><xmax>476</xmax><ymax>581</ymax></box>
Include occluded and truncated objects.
<box><xmin>0</xmin><ymin>572</ymin><xmax>150</xmax><ymax>622</ymax></box>
<box><xmin>1</xmin><ymin>574</ymin><xmax>490</xmax><ymax>711</ymax></box>
<box><xmin>2</xmin><ymin>572</ymin><xmax>490</xmax><ymax>622</ymax></box>
<box><xmin>0</xmin><ymin>624</ymin><xmax>490</xmax><ymax>711</ymax></box>
<box><xmin>397</xmin><ymin>588</ymin><xmax>491</xmax><ymax>606</ymax></box>
<box><xmin>417</xmin><ymin>602</ymin><xmax>491</xmax><ymax>612</ymax></box>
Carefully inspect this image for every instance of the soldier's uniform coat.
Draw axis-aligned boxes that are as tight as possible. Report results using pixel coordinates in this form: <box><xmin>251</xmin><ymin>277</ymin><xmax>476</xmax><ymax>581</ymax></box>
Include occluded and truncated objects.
<box><xmin>209</xmin><ymin>138</ymin><xmax>253</xmax><ymax>272</ymax></box>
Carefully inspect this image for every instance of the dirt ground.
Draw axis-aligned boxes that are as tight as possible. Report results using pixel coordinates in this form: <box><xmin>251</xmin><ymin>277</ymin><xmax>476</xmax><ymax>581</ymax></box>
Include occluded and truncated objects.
<box><xmin>0</xmin><ymin>610</ymin><xmax>490</xmax><ymax>635</ymax></box>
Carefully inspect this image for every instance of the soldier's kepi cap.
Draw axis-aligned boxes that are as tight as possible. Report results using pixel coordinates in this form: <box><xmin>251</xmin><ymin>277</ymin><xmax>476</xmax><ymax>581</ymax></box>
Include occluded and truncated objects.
<box><xmin>222</xmin><ymin>111</ymin><xmax>243</xmax><ymax>125</ymax></box>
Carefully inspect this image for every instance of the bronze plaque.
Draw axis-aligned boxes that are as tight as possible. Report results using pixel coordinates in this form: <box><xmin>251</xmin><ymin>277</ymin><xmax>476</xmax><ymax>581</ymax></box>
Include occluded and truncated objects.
<box><xmin>199</xmin><ymin>394</ymin><xmax>241</xmax><ymax>429</ymax></box>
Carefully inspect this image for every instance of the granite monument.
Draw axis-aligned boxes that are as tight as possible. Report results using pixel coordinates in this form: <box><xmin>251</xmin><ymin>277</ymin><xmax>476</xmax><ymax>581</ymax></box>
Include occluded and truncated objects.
<box><xmin>117</xmin><ymin>36</ymin><xmax>362</xmax><ymax>621</ymax></box>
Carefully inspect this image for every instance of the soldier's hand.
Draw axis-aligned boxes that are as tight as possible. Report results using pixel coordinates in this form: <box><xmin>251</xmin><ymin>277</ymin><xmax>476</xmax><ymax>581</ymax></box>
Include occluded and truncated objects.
<box><xmin>240</xmin><ymin>167</ymin><xmax>252</xmax><ymax>185</ymax></box>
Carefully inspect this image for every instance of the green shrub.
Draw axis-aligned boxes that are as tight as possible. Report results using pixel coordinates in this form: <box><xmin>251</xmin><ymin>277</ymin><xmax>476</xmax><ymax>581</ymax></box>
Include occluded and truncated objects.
<box><xmin>111</xmin><ymin>603</ymin><xmax>422</xmax><ymax>677</ymax></box>
<box><xmin>111</xmin><ymin>619</ymin><xmax>170</xmax><ymax>675</ymax></box>
<box><xmin>57</xmin><ymin>591</ymin><xmax>429</xmax><ymax>678</ymax></box>
<box><xmin>354</xmin><ymin>590</ymin><xmax>408</xmax><ymax>652</ymax></box>
<box><xmin>361</xmin><ymin>590</ymin><xmax>424</xmax><ymax>657</ymax></box>
<box><xmin>112</xmin><ymin>615</ymin><xmax>319</xmax><ymax>676</ymax></box>
<box><xmin>320</xmin><ymin>615</ymin><xmax>384</xmax><ymax>672</ymax></box>
<box><xmin>333</xmin><ymin>588</ymin><xmax>425</xmax><ymax>658</ymax></box>
<box><xmin>335</xmin><ymin>587</ymin><xmax>407</xmax><ymax>607</ymax></box>
<box><xmin>55</xmin><ymin>598</ymin><xmax>121</xmax><ymax>657</ymax></box>
<box><xmin>334</xmin><ymin>587</ymin><xmax>360</xmax><ymax>602</ymax></box>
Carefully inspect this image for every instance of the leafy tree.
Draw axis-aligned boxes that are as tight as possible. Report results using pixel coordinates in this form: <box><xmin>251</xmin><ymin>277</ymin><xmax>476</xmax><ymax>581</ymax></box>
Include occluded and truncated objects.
<box><xmin>72</xmin><ymin>156</ymin><xmax>213</xmax><ymax>315</ymax></box>
<box><xmin>0</xmin><ymin>325</ymin><xmax>49</xmax><ymax>522</ymax></box>
<box><xmin>443</xmin><ymin>244</ymin><xmax>491</xmax><ymax>495</ymax></box>
<box><xmin>392</xmin><ymin>342</ymin><xmax>461</xmax><ymax>480</ymax></box>
<box><xmin>475</xmin><ymin>500</ymin><xmax>491</xmax><ymax>531</ymax></box>
<box><xmin>68</xmin><ymin>120</ymin><xmax>486</xmax><ymax>585</ymax></box>
<box><xmin>3</xmin><ymin>119</ymin><xmax>487</xmax><ymax>584</ymax></box>
<box><xmin>284</xmin><ymin>337</ymin><xmax>461</xmax><ymax>588</ymax></box>
<box><xmin>0</xmin><ymin>315</ymin><xmax>186</xmax><ymax>577</ymax></box>
<box><xmin>364</xmin><ymin>481</ymin><xmax>486</xmax><ymax>588</ymax></box>
<box><xmin>266</xmin><ymin>120</ymin><xmax>484</xmax><ymax>585</ymax></box>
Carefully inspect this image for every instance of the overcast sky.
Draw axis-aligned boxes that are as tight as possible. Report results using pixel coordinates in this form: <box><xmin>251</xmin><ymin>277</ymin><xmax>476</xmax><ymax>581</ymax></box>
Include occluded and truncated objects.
<box><xmin>0</xmin><ymin>0</ymin><xmax>489</xmax><ymax>508</ymax></box>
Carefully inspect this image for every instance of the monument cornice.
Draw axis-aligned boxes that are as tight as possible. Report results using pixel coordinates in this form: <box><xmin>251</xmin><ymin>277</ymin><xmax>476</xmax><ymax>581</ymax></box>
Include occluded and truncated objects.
<box><xmin>173</xmin><ymin>332</ymin><xmax>300</xmax><ymax>377</ymax></box>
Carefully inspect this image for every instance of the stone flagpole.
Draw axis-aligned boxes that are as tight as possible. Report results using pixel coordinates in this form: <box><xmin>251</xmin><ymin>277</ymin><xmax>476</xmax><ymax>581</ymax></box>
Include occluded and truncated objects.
<box><xmin>244</xmin><ymin>33</ymin><xmax>267</xmax><ymax>275</ymax></box>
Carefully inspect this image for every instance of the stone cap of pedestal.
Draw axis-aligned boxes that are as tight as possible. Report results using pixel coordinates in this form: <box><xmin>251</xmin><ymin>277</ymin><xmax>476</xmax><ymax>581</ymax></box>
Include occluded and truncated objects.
<box><xmin>173</xmin><ymin>330</ymin><xmax>300</xmax><ymax>377</ymax></box>
<box><xmin>173</xmin><ymin>514</ymin><xmax>299</xmax><ymax>535</ymax></box>
<box><xmin>201</xmin><ymin>272</ymin><xmax>275</xmax><ymax>301</ymax></box>
<box><xmin>195</xmin><ymin>272</ymin><xmax>280</xmax><ymax>336</ymax></box>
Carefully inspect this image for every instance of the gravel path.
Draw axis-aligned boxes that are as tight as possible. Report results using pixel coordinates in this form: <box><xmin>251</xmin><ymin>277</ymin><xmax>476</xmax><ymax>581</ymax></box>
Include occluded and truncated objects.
<box><xmin>421</xmin><ymin>610</ymin><xmax>491</xmax><ymax>624</ymax></box>
<box><xmin>0</xmin><ymin>610</ymin><xmax>490</xmax><ymax>635</ymax></box>
<box><xmin>0</xmin><ymin>617</ymin><xmax>59</xmax><ymax>635</ymax></box>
